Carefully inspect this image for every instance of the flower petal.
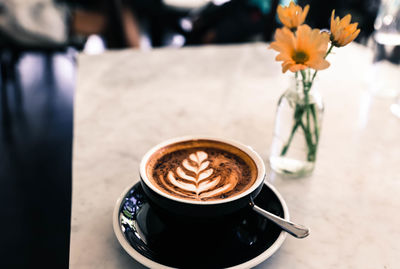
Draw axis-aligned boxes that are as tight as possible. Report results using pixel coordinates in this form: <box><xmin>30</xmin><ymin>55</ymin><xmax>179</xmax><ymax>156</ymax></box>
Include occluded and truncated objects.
<box><xmin>301</xmin><ymin>5</ymin><xmax>310</xmax><ymax>24</ymax></box>
<box><xmin>330</xmin><ymin>12</ymin><xmax>361</xmax><ymax>47</ymax></box>
<box><xmin>276</xmin><ymin>2</ymin><xmax>309</xmax><ymax>29</ymax></box>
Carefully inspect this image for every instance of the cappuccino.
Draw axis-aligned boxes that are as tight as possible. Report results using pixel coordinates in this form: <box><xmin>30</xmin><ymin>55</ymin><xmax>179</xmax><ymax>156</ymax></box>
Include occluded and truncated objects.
<box><xmin>145</xmin><ymin>140</ymin><xmax>258</xmax><ymax>201</ymax></box>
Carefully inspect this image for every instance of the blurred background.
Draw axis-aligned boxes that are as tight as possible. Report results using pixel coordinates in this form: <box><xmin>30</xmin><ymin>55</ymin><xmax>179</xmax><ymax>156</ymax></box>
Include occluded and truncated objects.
<box><xmin>0</xmin><ymin>0</ymin><xmax>381</xmax><ymax>51</ymax></box>
<box><xmin>0</xmin><ymin>0</ymin><xmax>393</xmax><ymax>268</ymax></box>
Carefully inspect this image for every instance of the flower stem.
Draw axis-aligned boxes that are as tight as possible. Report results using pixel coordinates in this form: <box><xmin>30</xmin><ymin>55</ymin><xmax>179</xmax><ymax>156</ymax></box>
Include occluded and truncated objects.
<box><xmin>280</xmin><ymin>102</ymin><xmax>304</xmax><ymax>155</ymax></box>
<box><xmin>299</xmin><ymin>119</ymin><xmax>315</xmax><ymax>161</ymax></box>
<box><xmin>280</xmin><ymin>70</ymin><xmax>320</xmax><ymax>162</ymax></box>
<box><xmin>280</xmin><ymin>120</ymin><xmax>301</xmax><ymax>156</ymax></box>
<box><xmin>300</xmin><ymin>69</ymin><xmax>313</xmax><ymax>155</ymax></box>
<box><xmin>310</xmin><ymin>104</ymin><xmax>319</xmax><ymax>144</ymax></box>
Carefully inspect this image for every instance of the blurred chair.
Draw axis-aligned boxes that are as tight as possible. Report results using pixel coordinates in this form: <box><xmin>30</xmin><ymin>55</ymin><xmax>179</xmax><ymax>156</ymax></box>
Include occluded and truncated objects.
<box><xmin>184</xmin><ymin>0</ymin><xmax>280</xmax><ymax>45</ymax></box>
<box><xmin>125</xmin><ymin>0</ymin><xmax>279</xmax><ymax>47</ymax></box>
<box><xmin>125</xmin><ymin>0</ymin><xmax>191</xmax><ymax>47</ymax></box>
<box><xmin>63</xmin><ymin>0</ymin><xmax>140</xmax><ymax>48</ymax></box>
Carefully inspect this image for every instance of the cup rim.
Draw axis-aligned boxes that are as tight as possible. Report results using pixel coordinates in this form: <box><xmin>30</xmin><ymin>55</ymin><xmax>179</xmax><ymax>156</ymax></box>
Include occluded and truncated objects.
<box><xmin>139</xmin><ymin>136</ymin><xmax>266</xmax><ymax>205</ymax></box>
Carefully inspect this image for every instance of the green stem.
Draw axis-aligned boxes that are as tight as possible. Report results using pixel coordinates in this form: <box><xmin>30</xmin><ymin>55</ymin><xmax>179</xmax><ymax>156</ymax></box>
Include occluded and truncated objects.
<box><xmin>325</xmin><ymin>43</ymin><xmax>335</xmax><ymax>59</ymax></box>
<box><xmin>301</xmin><ymin>69</ymin><xmax>313</xmax><ymax>158</ymax></box>
<box><xmin>299</xmin><ymin>120</ymin><xmax>315</xmax><ymax>161</ymax></box>
<box><xmin>280</xmin><ymin>120</ymin><xmax>301</xmax><ymax>156</ymax></box>
<box><xmin>280</xmin><ymin>102</ymin><xmax>304</xmax><ymax>156</ymax></box>
<box><xmin>280</xmin><ymin>71</ymin><xmax>320</xmax><ymax>162</ymax></box>
<box><xmin>310</xmin><ymin>104</ymin><xmax>319</xmax><ymax>144</ymax></box>
<box><xmin>306</xmin><ymin>98</ymin><xmax>311</xmax><ymax>131</ymax></box>
<box><xmin>305</xmin><ymin>93</ymin><xmax>311</xmax><ymax>138</ymax></box>
<box><xmin>300</xmin><ymin>70</ymin><xmax>308</xmax><ymax>90</ymax></box>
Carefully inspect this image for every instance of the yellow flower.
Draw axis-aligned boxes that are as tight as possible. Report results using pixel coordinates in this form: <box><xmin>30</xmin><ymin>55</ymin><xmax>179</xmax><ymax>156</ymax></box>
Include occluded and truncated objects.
<box><xmin>330</xmin><ymin>10</ymin><xmax>360</xmax><ymax>47</ymax></box>
<box><xmin>277</xmin><ymin>1</ymin><xmax>310</xmax><ymax>30</ymax></box>
<box><xmin>270</xmin><ymin>25</ymin><xmax>330</xmax><ymax>73</ymax></box>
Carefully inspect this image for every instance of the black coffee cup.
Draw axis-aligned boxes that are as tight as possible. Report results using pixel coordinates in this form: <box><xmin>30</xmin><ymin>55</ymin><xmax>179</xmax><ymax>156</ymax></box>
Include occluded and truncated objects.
<box><xmin>139</xmin><ymin>136</ymin><xmax>266</xmax><ymax>218</ymax></box>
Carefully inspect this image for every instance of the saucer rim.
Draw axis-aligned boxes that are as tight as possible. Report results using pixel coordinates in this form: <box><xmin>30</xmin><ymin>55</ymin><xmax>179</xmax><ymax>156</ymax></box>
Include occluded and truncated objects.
<box><xmin>113</xmin><ymin>180</ymin><xmax>289</xmax><ymax>269</ymax></box>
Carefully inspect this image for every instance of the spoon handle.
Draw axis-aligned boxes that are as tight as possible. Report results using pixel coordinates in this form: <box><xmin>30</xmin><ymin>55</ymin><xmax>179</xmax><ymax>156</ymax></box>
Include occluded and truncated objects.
<box><xmin>250</xmin><ymin>202</ymin><xmax>309</xmax><ymax>238</ymax></box>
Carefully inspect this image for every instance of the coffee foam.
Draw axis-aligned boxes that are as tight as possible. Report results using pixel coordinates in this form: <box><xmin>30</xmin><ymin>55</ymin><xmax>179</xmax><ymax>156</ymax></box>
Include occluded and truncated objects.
<box><xmin>146</xmin><ymin>140</ymin><xmax>258</xmax><ymax>201</ymax></box>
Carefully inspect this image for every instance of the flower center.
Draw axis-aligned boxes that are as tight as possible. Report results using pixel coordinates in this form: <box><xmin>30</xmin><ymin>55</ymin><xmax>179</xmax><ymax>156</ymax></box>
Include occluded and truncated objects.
<box><xmin>292</xmin><ymin>51</ymin><xmax>309</xmax><ymax>64</ymax></box>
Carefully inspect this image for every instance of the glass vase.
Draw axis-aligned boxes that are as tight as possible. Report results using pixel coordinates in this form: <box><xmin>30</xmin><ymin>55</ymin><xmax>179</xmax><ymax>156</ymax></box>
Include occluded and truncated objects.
<box><xmin>269</xmin><ymin>77</ymin><xmax>324</xmax><ymax>177</ymax></box>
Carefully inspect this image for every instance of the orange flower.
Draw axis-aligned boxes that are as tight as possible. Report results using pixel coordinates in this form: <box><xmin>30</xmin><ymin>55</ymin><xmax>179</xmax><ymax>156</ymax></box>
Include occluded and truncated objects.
<box><xmin>270</xmin><ymin>25</ymin><xmax>330</xmax><ymax>73</ymax></box>
<box><xmin>277</xmin><ymin>1</ymin><xmax>310</xmax><ymax>30</ymax></box>
<box><xmin>330</xmin><ymin>10</ymin><xmax>360</xmax><ymax>47</ymax></box>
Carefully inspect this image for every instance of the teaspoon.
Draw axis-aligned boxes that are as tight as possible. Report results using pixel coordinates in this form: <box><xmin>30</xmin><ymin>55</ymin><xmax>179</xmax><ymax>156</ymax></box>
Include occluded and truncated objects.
<box><xmin>249</xmin><ymin>201</ymin><xmax>309</xmax><ymax>238</ymax></box>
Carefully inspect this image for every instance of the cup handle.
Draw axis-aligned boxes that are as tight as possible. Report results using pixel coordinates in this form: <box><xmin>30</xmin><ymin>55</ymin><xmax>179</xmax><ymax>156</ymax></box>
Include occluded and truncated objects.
<box><xmin>249</xmin><ymin>201</ymin><xmax>309</xmax><ymax>239</ymax></box>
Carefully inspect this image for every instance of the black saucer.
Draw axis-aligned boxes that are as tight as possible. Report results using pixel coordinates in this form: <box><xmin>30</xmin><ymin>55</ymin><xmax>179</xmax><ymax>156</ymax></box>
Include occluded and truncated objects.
<box><xmin>113</xmin><ymin>182</ymin><xmax>288</xmax><ymax>269</ymax></box>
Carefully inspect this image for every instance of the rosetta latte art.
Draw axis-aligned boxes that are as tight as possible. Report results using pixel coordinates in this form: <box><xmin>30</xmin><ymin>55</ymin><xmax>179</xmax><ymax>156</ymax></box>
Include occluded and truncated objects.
<box><xmin>159</xmin><ymin>151</ymin><xmax>238</xmax><ymax>200</ymax></box>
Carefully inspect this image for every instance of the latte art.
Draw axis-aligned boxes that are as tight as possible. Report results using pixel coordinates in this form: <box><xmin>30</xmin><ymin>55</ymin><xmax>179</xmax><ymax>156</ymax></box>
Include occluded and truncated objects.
<box><xmin>161</xmin><ymin>151</ymin><xmax>238</xmax><ymax>199</ymax></box>
<box><xmin>146</xmin><ymin>140</ymin><xmax>258</xmax><ymax>201</ymax></box>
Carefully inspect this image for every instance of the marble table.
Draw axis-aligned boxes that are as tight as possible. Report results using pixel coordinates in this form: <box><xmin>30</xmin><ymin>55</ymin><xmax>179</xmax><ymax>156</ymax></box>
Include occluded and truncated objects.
<box><xmin>70</xmin><ymin>43</ymin><xmax>400</xmax><ymax>268</ymax></box>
